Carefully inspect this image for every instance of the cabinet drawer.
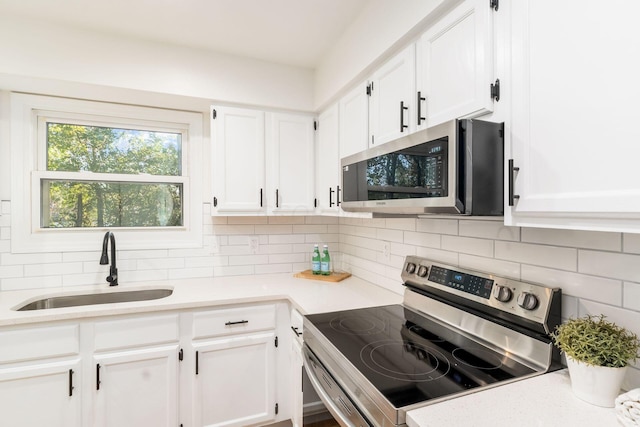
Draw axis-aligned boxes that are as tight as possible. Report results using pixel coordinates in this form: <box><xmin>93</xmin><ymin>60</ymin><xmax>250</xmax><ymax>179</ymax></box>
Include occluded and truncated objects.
<box><xmin>193</xmin><ymin>304</ymin><xmax>276</xmax><ymax>339</ymax></box>
<box><xmin>0</xmin><ymin>324</ymin><xmax>79</xmax><ymax>363</ymax></box>
<box><xmin>94</xmin><ymin>314</ymin><xmax>179</xmax><ymax>351</ymax></box>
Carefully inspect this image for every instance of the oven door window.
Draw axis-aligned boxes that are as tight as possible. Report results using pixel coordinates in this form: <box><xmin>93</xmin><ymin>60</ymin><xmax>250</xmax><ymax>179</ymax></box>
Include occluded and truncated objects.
<box><xmin>342</xmin><ymin>137</ymin><xmax>448</xmax><ymax>202</ymax></box>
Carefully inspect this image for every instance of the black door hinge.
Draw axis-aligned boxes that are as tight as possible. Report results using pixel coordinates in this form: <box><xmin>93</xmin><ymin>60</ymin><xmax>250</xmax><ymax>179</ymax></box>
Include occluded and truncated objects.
<box><xmin>178</xmin><ymin>348</ymin><xmax>183</xmax><ymax>361</ymax></box>
<box><xmin>490</xmin><ymin>0</ymin><xmax>499</xmax><ymax>11</ymax></box>
<box><xmin>366</xmin><ymin>82</ymin><xmax>374</xmax><ymax>96</ymax></box>
<box><xmin>212</xmin><ymin>109</ymin><xmax>217</xmax><ymax>119</ymax></box>
<box><xmin>275</xmin><ymin>403</ymin><xmax>279</xmax><ymax>415</ymax></box>
<box><xmin>314</xmin><ymin>121</ymin><xmax>317</xmax><ymax>131</ymax></box>
<box><xmin>274</xmin><ymin>336</ymin><xmax>278</xmax><ymax>348</ymax></box>
<box><xmin>490</xmin><ymin>79</ymin><xmax>500</xmax><ymax>102</ymax></box>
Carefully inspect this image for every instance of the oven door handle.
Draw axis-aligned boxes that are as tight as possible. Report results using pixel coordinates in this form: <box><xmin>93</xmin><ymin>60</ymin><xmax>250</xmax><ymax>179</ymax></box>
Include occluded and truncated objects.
<box><xmin>303</xmin><ymin>346</ymin><xmax>369</xmax><ymax>427</ymax></box>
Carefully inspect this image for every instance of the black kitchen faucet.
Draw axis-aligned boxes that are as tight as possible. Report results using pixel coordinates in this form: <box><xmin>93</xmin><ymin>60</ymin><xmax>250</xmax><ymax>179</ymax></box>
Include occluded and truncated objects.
<box><xmin>99</xmin><ymin>231</ymin><xmax>118</xmax><ymax>286</ymax></box>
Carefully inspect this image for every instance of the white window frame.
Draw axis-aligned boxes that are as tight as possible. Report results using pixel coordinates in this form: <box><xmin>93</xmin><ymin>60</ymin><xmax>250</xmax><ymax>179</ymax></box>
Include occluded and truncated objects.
<box><xmin>10</xmin><ymin>93</ymin><xmax>203</xmax><ymax>253</ymax></box>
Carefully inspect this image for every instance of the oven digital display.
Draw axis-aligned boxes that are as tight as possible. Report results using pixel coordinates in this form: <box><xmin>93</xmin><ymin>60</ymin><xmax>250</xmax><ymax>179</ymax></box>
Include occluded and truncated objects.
<box><xmin>428</xmin><ymin>266</ymin><xmax>494</xmax><ymax>299</ymax></box>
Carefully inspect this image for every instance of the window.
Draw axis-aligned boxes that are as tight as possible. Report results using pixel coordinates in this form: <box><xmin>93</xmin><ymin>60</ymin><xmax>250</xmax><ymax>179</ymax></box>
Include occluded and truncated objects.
<box><xmin>11</xmin><ymin>94</ymin><xmax>203</xmax><ymax>253</ymax></box>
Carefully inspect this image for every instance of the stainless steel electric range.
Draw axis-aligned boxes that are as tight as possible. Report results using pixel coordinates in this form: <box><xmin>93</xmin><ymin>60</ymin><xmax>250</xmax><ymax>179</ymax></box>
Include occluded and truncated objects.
<box><xmin>303</xmin><ymin>256</ymin><xmax>562</xmax><ymax>427</ymax></box>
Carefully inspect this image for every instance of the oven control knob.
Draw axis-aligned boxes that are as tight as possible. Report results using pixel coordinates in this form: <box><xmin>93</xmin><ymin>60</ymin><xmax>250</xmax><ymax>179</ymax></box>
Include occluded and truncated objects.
<box><xmin>493</xmin><ymin>285</ymin><xmax>513</xmax><ymax>302</ymax></box>
<box><xmin>405</xmin><ymin>263</ymin><xmax>417</xmax><ymax>274</ymax></box>
<box><xmin>517</xmin><ymin>292</ymin><xmax>539</xmax><ymax>310</ymax></box>
<box><xmin>417</xmin><ymin>265</ymin><xmax>429</xmax><ymax>277</ymax></box>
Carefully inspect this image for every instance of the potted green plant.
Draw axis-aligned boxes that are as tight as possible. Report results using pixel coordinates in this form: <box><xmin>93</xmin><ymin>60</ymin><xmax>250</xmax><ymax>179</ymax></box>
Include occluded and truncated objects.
<box><xmin>551</xmin><ymin>314</ymin><xmax>640</xmax><ymax>407</ymax></box>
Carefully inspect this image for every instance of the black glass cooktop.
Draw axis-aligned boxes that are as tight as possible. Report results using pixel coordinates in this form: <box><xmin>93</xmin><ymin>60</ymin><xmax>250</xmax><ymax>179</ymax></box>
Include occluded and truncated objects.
<box><xmin>305</xmin><ymin>304</ymin><xmax>536</xmax><ymax>408</ymax></box>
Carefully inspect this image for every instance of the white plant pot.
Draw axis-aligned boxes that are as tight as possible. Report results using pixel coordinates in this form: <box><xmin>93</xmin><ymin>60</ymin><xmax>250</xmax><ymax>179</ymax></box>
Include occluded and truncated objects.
<box><xmin>566</xmin><ymin>355</ymin><xmax>627</xmax><ymax>407</ymax></box>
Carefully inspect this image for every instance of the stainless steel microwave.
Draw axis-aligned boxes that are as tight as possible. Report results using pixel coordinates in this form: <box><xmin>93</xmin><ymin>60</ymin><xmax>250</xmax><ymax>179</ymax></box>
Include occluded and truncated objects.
<box><xmin>340</xmin><ymin>119</ymin><xmax>504</xmax><ymax>215</ymax></box>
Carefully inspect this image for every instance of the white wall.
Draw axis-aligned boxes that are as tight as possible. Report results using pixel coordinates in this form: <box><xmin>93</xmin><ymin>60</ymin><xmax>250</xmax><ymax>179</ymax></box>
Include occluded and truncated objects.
<box><xmin>0</xmin><ymin>15</ymin><xmax>315</xmax><ymax>112</ymax></box>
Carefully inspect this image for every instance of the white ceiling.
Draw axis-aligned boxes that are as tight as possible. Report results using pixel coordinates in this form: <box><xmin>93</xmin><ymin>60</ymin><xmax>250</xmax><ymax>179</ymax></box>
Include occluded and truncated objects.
<box><xmin>0</xmin><ymin>0</ymin><xmax>370</xmax><ymax>69</ymax></box>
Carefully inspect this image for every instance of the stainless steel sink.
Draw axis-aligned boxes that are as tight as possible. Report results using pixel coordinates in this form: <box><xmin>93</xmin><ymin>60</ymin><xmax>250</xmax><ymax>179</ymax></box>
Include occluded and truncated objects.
<box><xmin>15</xmin><ymin>288</ymin><xmax>173</xmax><ymax>311</ymax></box>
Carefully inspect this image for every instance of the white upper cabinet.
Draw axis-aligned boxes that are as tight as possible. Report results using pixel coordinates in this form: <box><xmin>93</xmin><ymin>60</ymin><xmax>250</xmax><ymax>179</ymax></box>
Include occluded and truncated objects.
<box><xmin>339</xmin><ymin>81</ymin><xmax>369</xmax><ymax>159</ymax></box>
<box><xmin>316</xmin><ymin>103</ymin><xmax>341</xmax><ymax>214</ymax></box>
<box><xmin>369</xmin><ymin>45</ymin><xmax>416</xmax><ymax>147</ymax></box>
<box><xmin>506</xmin><ymin>0</ymin><xmax>640</xmax><ymax>233</ymax></box>
<box><xmin>211</xmin><ymin>106</ymin><xmax>266</xmax><ymax>214</ymax></box>
<box><xmin>416</xmin><ymin>0</ymin><xmax>495</xmax><ymax>130</ymax></box>
<box><xmin>212</xmin><ymin>107</ymin><xmax>315</xmax><ymax>215</ymax></box>
<box><xmin>266</xmin><ymin>112</ymin><xmax>316</xmax><ymax>214</ymax></box>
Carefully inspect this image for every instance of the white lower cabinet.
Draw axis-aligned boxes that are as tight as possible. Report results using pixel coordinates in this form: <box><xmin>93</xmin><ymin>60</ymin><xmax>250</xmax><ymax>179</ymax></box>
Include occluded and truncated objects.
<box><xmin>0</xmin><ymin>358</ymin><xmax>82</xmax><ymax>426</ymax></box>
<box><xmin>92</xmin><ymin>346</ymin><xmax>179</xmax><ymax>427</ymax></box>
<box><xmin>0</xmin><ymin>302</ymin><xmax>291</xmax><ymax>427</ymax></box>
<box><xmin>193</xmin><ymin>331</ymin><xmax>277</xmax><ymax>427</ymax></box>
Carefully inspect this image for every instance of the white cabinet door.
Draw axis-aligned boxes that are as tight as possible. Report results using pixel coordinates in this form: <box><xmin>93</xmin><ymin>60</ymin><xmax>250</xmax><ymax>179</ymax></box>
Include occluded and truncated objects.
<box><xmin>193</xmin><ymin>331</ymin><xmax>277</xmax><ymax>427</ymax></box>
<box><xmin>339</xmin><ymin>81</ymin><xmax>369</xmax><ymax>158</ymax></box>
<box><xmin>211</xmin><ymin>106</ymin><xmax>266</xmax><ymax>214</ymax></box>
<box><xmin>93</xmin><ymin>345</ymin><xmax>179</xmax><ymax>427</ymax></box>
<box><xmin>369</xmin><ymin>45</ymin><xmax>416</xmax><ymax>147</ymax></box>
<box><xmin>316</xmin><ymin>103</ymin><xmax>341</xmax><ymax>213</ymax></box>
<box><xmin>290</xmin><ymin>339</ymin><xmax>303</xmax><ymax>427</ymax></box>
<box><xmin>506</xmin><ymin>1</ymin><xmax>640</xmax><ymax>232</ymax></box>
<box><xmin>266</xmin><ymin>113</ymin><xmax>316</xmax><ymax>214</ymax></box>
<box><xmin>0</xmin><ymin>359</ymin><xmax>82</xmax><ymax>426</ymax></box>
<box><xmin>416</xmin><ymin>0</ymin><xmax>494</xmax><ymax>129</ymax></box>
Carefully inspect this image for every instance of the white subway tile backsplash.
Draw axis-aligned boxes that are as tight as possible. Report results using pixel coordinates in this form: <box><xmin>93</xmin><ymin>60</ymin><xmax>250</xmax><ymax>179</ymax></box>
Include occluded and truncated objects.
<box><xmin>1</xmin><ymin>252</ymin><xmax>63</xmax><ymax>266</ymax></box>
<box><xmin>213</xmin><ymin>265</ymin><xmax>254</xmax><ymax>277</ymax></box>
<box><xmin>122</xmin><ymin>269</ymin><xmax>169</xmax><ymax>283</ymax></box>
<box><xmin>268</xmin><ymin>234</ymin><xmax>305</xmax><ymax>244</ymax></box>
<box><xmin>495</xmin><ymin>241</ymin><xmax>577</xmax><ymax>271</ymax></box>
<box><xmin>384</xmin><ymin>218</ymin><xmax>416</xmax><ymax>231</ymax></box>
<box><xmin>63</xmin><ymin>251</ymin><xmax>102</xmax><ymax>262</ymax></box>
<box><xmin>263</xmin><ymin>244</ymin><xmax>293</xmax><ymax>254</ymax></box>
<box><xmin>404</xmin><ymin>231</ymin><xmax>441</xmax><ymax>249</ymax></box>
<box><xmin>304</xmin><ymin>216</ymin><xmax>339</xmax><ymax>225</ymax></box>
<box><xmin>271</xmin><ymin>216</ymin><xmax>306</xmax><ymax>225</ymax></box>
<box><xmin>0</xmin><ymin>240</ymin><xmax>9</xmax><ymax>253</ymax></box>
<box><xmin>136</xmin><ymin>257</ymin><xmax>185</xmax><ymax>271</ymax></box>
<box><xmin>458</xmin><ymin>220</ymin><xmax>520</xmax><ymax>241</ymax></box>
<box><xmin>118</xmin><ymin>249</ymin><xmax>169</xmax><ymax>260</ymax></box>
<box><xmin>416</xmin><ymin>218</ymin><xmax>458</xmax><ymax>235</ymax></box>
<box><xmin>228</xmin><ymin>254</ymin><xmax>269</xmax><ymax>266</ymax></box>
<box><xmin>255</xmin><ymin>224</ymin><xmax>293</xmax><ymax>234</ymax></box>
<box><xmin>169</xmin><ymin>267</ymin><xmax>212</xmax><ymax>280</ymax></box>
<box><xmin>214</xmin><ymin>224</ymin><xmax>256</xmax><ymax>235</ymax></box>
<box><xmin>521</xmin><ymin>265</ymin><xmax>622</xmax><ymax>306</ymax></box>
<box><xmin>376</xmin><ymin>228</ymin><xmax>404</xmax><ymax>243</ymax></box>
<box><xmin>292</xmin><ymin>224</ymin><xmax>328</xmax><ymax>234</ymax></box>
<box><xmin>390</xmin><ymin>242</ymin><xmax>417</xmax><ymax>257</ymax></box>
<box><xmin>415</xmin><ymin>247</ymin><xmax>459</xmax><ymax>266</ymax></box>
<box><xmin>458</xmin><ymin>254</ymin><xmax>520</xmax><ymax>279</ymax></box>
<box><xmin>24</xmin><ymin>262</ymin><xmax>84</xmax><ymax>277</ymax></box>
<box><xmin>623</xmin><ymin>234</ymin><xmax>640</xmax><ymax>254</ymax></box>
<box><xmin>1</xmin><ymin>275</ymin><xmax>62</xmax><ymax>291</ymax></box>
<box><xmin>304</xmin><ymin>233</ymin><xmax>340</xmax><ymax>244</ymax></box>
<box><xmin>269</xmin><ymin>253</ymin><xmax>305</xmax><ymax>264</ymax></box>
<box><xmin>0</xmin><ymin>265</ymin><xmax>23</xmax><ymax>279</ymax></box>
<box><xmin>441</xmin><ymin>235</ymin><xmax>494</xmax><ymax>257</ymax></box>
<box><xmin>228</xmin><ymin>216</ymin><xmax>268</xmax><ymax>225</ymax></box>
<box><xmin>579</xmin><ymin>250</ymin><xmax>640</xmax><ymax>282</ymax></box>
<box><xmin>623</xmin><ymin>282</ymin><xmax>640</xmax><ymax>311</ymax></box>
<box><xmin>521</xmin><ymin>228</ymin><xmax>621</xmax><ymax>251</ymax></box>
<box><xmin>255</xmin><ymin>263</ymin><xmax>293</xmax><ymax>274</ymax></box>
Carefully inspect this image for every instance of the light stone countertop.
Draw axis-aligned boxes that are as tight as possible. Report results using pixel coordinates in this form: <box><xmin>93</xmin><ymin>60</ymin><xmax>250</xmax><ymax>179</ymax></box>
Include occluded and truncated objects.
<box><xmin>407</xmin><ymin>369</ymin><xmax>618</xmax><ymax>427</ymax></box>
<box><xmin>0</xmin><ymin>273</ymin><xmax>403</xmax><ymax>326</ymax></box>
<box><xmin>0</xmin><ymin>274</ymin><xmax>619</xmax><ymax>426</ymax></box>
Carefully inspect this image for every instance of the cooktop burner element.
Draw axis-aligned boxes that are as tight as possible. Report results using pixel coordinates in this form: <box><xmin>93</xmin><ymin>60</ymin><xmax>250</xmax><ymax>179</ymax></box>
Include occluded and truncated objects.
<box><xmin>360</xmin><ymin>340</ymin><xmax>450</xmax><ymax>382</ymax></box>
<box><xmin>329</xmin><ymin>314</ymin><xmax>386</xmax><ymax>335</ymax></box>
<box><xmin>303</xmin><ymin>256</ymin><xmax>562</xmax><ymax>427</ymax></box>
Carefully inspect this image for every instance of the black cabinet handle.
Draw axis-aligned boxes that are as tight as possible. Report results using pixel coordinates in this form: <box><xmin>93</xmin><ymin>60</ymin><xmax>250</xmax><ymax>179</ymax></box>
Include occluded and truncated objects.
<box><xmin>329</xmin><ymin>187</ymin><xmax>335</xmax><ymax>207</ymax></box>
<box><xmin>275</xmin><ymin>189</ymin><xmax>279</xmax><ymax>208</ymax></box>
<box><xmin>225</xmin><ymin>320</ymin><xmax>249</xmax><ymax>326</ymax></box>
<box><xmin>508</xmin><ymin>159</ymin><xmax>520</xmax><ymax>206</ymax></box>
<box><xmin>417</xmin><ymin>91</ymin><xmax>426</xmax><ymax>125</ymax></box>
<box><xmin>400</xmin><ymin>101</ymin><xmax>409</xmax><ymax>133</ymax></box>
<box><xmin>336</xmin><ymin>185</ymin><xmax>341</xmax><ymax>206</ymax></box>
<box><xmin>69</xmin><ymin>369</ymin><xmax>74</xmax><ymax>397</ymax></box>
<box><xmin>260</xmin><ymin>188</ymin><xmax>263</xmax><ymax>207</ymax></box>
<box><xmin>96</xmin><ymin>364</ymin><xmax>101</xmax><ymax>390</ymax></box>
<box><xmin>195</xmin><ymin>351</ymin><xmax>199</xmax><ymax>375</ymax></box>
<box><xmin>291</xmin><ymin>326</ymin><xmax>301</xmax><ymax>337</ymax></box>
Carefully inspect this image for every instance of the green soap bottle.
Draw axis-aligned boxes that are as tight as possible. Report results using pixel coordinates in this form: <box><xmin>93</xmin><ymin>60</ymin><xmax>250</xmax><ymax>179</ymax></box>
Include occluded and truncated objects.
<box><xmin>311</xmin><ymin>244</ymin><xmax>321</xmax><ymax>275</ymax></box>
<box><xmin>320</xmin><ymin>245</ymin><xmax>331</xmax><ymax>276</ymax></box>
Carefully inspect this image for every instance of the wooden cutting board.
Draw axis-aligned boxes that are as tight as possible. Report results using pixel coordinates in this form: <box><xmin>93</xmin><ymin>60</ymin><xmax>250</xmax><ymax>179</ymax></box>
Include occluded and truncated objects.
<box><xmin>294</xmin><ymin>270</ymin><xmax>351</xmax><ymax>282</ymax></box>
